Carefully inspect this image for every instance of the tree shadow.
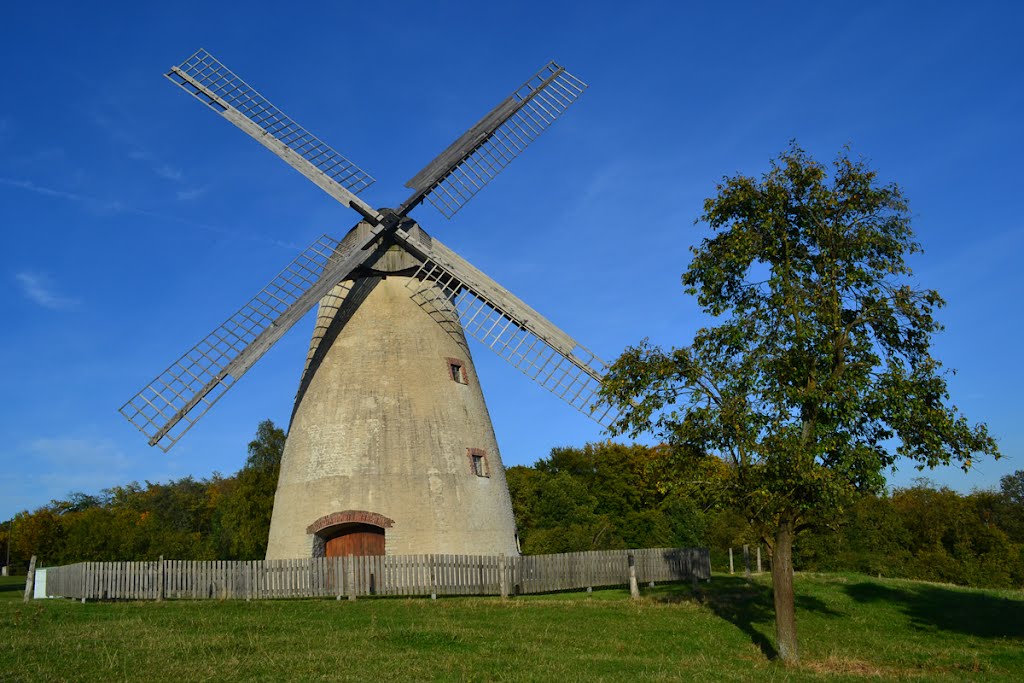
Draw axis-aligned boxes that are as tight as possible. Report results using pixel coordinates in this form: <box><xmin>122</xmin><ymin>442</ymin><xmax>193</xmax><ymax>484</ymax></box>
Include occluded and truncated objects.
<box><xmin>844</xmin><ymin>580</ymin><xmax>1024</xmax><ymax>639</ymax></box>
<box><xmin>654</xmin><ymin>576</ymin><xmax>842</xmax><ymax>659</ymax></box>
<box><xmin>0</xmin><ymin>581</ymin><xmax>24</xmax><ymax>593</ymax></box>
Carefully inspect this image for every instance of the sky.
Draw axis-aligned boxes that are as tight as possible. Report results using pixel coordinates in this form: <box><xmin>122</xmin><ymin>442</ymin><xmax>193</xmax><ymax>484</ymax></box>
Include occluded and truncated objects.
<box><xmin>1</xmin><ymin>1</ymin><xmax>1022</xmax><ymax>520</ymax></box>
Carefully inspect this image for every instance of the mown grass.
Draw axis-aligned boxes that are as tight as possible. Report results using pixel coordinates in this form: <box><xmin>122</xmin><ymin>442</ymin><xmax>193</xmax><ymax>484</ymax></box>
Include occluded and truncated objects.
<box><xmin>1</xmin><ymin>572</ymin><xmax>1021</xmax><ymax>682</ymax></box>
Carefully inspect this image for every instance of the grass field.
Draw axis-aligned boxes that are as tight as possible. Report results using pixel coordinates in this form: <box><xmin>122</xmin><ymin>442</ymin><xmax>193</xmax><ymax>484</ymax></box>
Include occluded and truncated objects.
<box><xmin>1</xmin><ymin>571</ymin><xmax>1022</xmax><ymax>682</ymax></box>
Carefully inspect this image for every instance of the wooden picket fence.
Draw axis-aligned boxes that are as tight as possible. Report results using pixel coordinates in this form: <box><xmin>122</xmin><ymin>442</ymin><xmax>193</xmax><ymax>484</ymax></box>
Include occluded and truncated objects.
<box><xmin>40</xmin><ymin>547</ymin><xmax>709</xmax><ymax>601</ymax></box>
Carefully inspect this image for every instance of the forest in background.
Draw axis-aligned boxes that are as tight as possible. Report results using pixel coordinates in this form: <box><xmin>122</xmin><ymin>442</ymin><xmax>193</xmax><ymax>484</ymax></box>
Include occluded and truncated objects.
<box><xmin>3</xmin><ymin>420</ymin><xmax>1022</xmax><ymax>589</ymax></box>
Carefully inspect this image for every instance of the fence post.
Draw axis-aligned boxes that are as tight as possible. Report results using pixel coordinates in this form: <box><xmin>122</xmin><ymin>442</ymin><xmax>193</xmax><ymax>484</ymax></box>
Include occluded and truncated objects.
<box><xmin>157</xmin><ymin>555</ymin><xmax>165</xmax><ymax>602</ymax></box>
<box><xmin>757</xmin><ymin>546</ymin><xmax>762</xmax><ymax>574</ymax></box>
<box><xmin>23</xmin><ymin>555</ymin><xmax>37</xmax><ymax>602</ymax></box>
<box><xmin>627</xmin><ymin>553</ymin><xmax>640</xmax><ymax>600</ymax></box>
<box><xmin>729</xmin><ymin>547</ymin><xmax>734</xmax><ymax>574</ymax></box>
<box><xmin>346</xmin><ymin>558</ymin><xmax>356</xmax><ymax>601</ymax></box>
<box><xmin>499</xmin><ymin>554</ymin><xmax>508</xmax><ymax>599</ymax></box>
<box><xmin>430</xmin><ymin>555</ymin><xmax>437</xmax><ymax>601</ymax></box>
<box><xmin>743</xmin><ymin>545</ymin><xmax>751</xmax><ymax>579</ymax></box>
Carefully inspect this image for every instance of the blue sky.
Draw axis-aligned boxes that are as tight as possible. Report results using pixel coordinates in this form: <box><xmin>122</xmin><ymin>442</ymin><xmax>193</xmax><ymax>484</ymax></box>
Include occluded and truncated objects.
<box><xmin>1</xmin><ymin>1</ymin><xmax>1021</xmax><ymax>519</ymax></box>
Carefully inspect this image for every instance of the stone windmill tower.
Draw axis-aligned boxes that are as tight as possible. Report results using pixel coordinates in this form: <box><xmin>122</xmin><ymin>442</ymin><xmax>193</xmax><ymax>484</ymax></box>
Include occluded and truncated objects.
<box><xmin>121</xmin><ymin>50</ymin><xmax>614</xmax><ymax>559</ymax></box>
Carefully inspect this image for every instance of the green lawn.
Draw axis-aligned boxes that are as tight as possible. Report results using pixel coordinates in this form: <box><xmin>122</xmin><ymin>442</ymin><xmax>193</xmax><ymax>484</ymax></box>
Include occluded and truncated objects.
<box><xmin>1</xmin><ymin>572</ymin><xmax>1021</xmax><ymax>681</ymax></box>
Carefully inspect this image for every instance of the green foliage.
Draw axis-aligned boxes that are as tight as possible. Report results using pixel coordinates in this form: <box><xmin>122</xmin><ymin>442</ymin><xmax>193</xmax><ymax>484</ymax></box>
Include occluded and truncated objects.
<box><xmin>213</xmin><ymin>419</ymin><xmax>286</xmax><ymax>559</ymax></box>
<box><xmin>508</xmin><ymin>444</ymin><xmax>1024</xmax><ymax>590</ymax></box>
<box><xmin>1002</xmin><ymin>471</ymin><xmax>1024</xmax><ymax>505</ymax></box>
<box><xmin>997</xmin><ymin>471</ymin><xmax>1024</xmax><ymax>544</ymax></box>
<box><xmin>603</xmin><ymin>143</ymin><xmax>999</xmax><ymax>533</ymax></box>
<box><xmin>5</xmin><ymin>412</ymin><xmax>1021</xmax><ymax>596</ymax></box>
<box><xmin>507</xmin><ymin>442</ymin><xmax>710</xmax><ymax>554</ymax></box>
<box><xmin>599</xmin><ymin>143</ymin><xmax>1002</xmax><ymax>661</ymax></box>
<box><xmin>2</xmin><ymin>420</ymin><xmax>285</xmax><ymax>566</ymax></box>
<box><xmin>793</xmin><ymin>481</ymin><xmax>1024</xmax><ymax>589</ymax></box>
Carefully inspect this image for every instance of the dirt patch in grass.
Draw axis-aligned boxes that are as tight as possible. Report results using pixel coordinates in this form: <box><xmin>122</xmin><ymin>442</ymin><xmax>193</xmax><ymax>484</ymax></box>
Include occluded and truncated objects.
<box><xmin>802</xmin><ymin>655</ymin><xmax>910</xmax><ymax>678</ymax></box>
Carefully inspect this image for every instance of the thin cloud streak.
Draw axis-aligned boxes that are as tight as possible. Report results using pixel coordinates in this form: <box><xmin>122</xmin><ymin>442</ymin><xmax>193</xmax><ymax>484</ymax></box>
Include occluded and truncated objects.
<box><xmin>176</xmin><ymin>186</ymin><xmax>208</xmax><ymax>201</ymax></box>
<box><xmin>155</xmin><ymin>164</ymin><xmax>183</xmax><ymax>182</ymax></box>
<box><xmin>14</xmin><ymin>270</ymin><xmax>79</xmax><ymax>310</ymax></box>
<box><xmin>0</xmin><ymin>176</ymin><xmax>302</xmax><ymax>250</ymax></box>
<box><xmin>95</xmin><ymin>112</ymin><xmax>186</xmax><ymax>184</ymax></box>
<box><xmin>1</xmin><ymin>437</ymin><xmax>176</xmax><ymax>511</ymax></box>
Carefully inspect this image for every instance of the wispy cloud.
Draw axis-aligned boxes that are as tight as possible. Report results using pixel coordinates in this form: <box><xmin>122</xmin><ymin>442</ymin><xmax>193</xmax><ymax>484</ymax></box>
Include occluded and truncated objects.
<box><xmin>176</xmin><ymin>186</ymin><xmax>208</xmax><ymax>201</ymax></box>
<box><xmin>0</xmin><ymin>436</ymin><xmax>186</xmax><ymax>516</ymax></box>
<box><xmin>94</xmin><ymin>112</ymin><xmax>186</xmax><ymax>184</ymax></box>
<box><xmin>155</xmin><ymin>164</ymin><xmax>183</xmax><ymax>182</ymax></box>
<box><xmin>14</xmin><ymin>270</ymin><xmax>79</xmax><ymax>310</ymax></box>
<box><xmin>0</xmin><ymin>176</ymin><xmax>301</xmax><ymax>250</ymax></box>
<box><xmin>0</xmin><ymin>176</ymin><xmax>119</xmax><ymax>210</ymax></box>
<box><xmin>19</xmin><ymin>437</ymin><xmax>136</xmax><ymax>505</ymax></box>
<box><xmin>29</xmin><ymin>436</ymin><xmax>132</xmax><ymax>472</ymax></box>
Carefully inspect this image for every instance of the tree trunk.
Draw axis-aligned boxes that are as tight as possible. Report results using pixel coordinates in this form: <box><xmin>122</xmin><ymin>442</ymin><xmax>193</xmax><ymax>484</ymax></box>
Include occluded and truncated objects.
<box><xmin>772</xmin><ymin>519</ymin><xmax>798</xmax><ymax>664</ymax></box>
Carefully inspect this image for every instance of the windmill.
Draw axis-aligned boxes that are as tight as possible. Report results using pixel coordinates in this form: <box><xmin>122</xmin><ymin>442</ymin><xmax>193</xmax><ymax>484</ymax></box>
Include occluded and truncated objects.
<box><xmin>120</xmin><ymin>49</ymin><xmax>615</xmax><ymax>559</ymax></box>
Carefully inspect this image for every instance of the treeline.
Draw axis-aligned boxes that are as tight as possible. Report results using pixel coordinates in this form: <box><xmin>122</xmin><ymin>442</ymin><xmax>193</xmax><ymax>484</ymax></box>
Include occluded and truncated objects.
<box><xmin>509</xmin><ymin>443</ymin><xmax>1024</xmax><ymax>589</ymax></box>
<box><xmin>3</xmin><ymin>427</ymin><xmax>1022</xmax><ymax>589</ymax></box>
<box><xmin>1</xmin><ymin>421</ymin><xmax>284</xmax><ymax>568</ymax></box>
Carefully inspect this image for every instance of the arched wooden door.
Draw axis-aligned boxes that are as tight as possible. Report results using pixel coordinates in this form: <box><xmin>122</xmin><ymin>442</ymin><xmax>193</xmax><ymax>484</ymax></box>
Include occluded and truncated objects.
<box><xmin>324</xmin><ymin>523</ymin><xmax>385</xmax><ymax>557</ymax></box>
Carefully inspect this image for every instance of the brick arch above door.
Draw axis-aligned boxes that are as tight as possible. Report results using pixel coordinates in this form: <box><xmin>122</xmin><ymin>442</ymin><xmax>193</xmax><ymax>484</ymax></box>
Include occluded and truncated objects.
<box><xmin>306</xmin><ymin>510</ymin><xmax>395</xmax><ymax>536</ymax></box>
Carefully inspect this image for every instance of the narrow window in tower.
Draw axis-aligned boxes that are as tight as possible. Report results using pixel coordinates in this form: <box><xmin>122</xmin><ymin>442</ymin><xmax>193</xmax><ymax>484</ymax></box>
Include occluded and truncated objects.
<box><xmin>447</xmin><ymin>357</ymin><xmax>468</xmax><ymax>384</ymax></box>
<box><xmin>467</xmin><ymin>448</ymin><xmax>489</xmax><ymax>477</ymax></box>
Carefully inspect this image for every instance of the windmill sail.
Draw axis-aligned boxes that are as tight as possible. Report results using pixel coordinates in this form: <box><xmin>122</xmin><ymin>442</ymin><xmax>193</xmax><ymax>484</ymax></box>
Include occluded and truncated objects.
<box><xmin>125</xmin><ymin>51</ymin><xmax>607</xmax><ymax>456</ymax></box>
<box><xmin>401</xmin><ymin>62</ymin><xmax>587</xmax><ymax>219</ymax></box>
<box><xmin>166</xmin><ymin>49</ymin><xmax>380</xmax><ymax>221</ymax></box>
<box><xmin>397</xmin><ymin>230</ymin><xmax>615</xmax><ymax>426</ymax></box>
<box><xmin>120</xmin><ymin>228</ymin><xmax>383</xmax><ymax>451</ymax></box>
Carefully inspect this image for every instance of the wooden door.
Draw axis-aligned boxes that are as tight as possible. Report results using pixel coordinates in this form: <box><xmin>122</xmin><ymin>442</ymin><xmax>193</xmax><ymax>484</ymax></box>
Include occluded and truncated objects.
<box><xmin>325</xmin><ymin>523</ymin><xmax>385</xmax><ymax>557</ymax></box>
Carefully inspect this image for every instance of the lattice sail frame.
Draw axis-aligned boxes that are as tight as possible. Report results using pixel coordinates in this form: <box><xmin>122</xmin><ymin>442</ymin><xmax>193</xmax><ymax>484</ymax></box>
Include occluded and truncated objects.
<box><xmin>411</xmin><ymin>63</ymin><xmax>587</xmax><ymax>219</ymax></box>
<box><xmin>122</xmin><ymin>51</ymin><xmax>611</xmax><ymax>451</ymax></box>
<box><xmin>167</xmin><ymin>49</ymin><xmax>375</xmax><ymax>196</ymax></box>
<box><xmin>405</xmin><ymin>258</ymin><xmax>616</xmax><ymax>427</ymax></box>
<box><xmin>121</xmin><ymin>234</ymin><xmax>360</xmax><ymax>451</ymax></box>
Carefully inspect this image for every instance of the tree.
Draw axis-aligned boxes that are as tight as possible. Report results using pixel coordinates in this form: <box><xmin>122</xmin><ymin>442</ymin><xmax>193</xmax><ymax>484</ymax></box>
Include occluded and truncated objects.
<box><xmin>600</xmin><ymin>143</ymin><xmax>1000</xmax><ymax>663</ymax></box>
<box><xmin>1001</xmin><ymin>470</ymin><xmax>1024</xmax><ymax>504</ymax></box>
<box><xmin>215</xmin><ymin>419</ymin><xmax>285</xmax><ymax>559</ymax></box>
<box><xmin>997</xmin><ymin>470</ymin><xmax>1024</xmax><ymax>543</ymax></box>
<box><xmin>506</xmin><ymin>442</ymin><xmax>711</xmax><ymax>553</ymax></box>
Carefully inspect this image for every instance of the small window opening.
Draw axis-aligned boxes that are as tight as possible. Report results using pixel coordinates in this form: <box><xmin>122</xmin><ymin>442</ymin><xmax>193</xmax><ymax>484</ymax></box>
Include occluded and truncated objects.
<box><xmin>447</xmin><ymin>358</ymin><xmax>468</xmax><ymax>384</ymax></box>
<box><xmin>467</xmin><ymin>448</ymin><xmax>489</xmax><ymax>477</ymax></box>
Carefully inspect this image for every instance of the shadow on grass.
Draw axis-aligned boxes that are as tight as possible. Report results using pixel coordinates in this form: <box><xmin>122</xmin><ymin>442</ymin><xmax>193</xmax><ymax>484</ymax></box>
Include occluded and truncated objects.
<box><xmin>844</xmin><ymin>580</ymin><xmax>1024</xmax><ymax>639</ymax></box>
<box><xmin>653</xmin><ymin>576</ymin><xmax>842</xmax><ymax>659</ymax></box>
<box><xmin>0</xmin><ymin>581</ymin><xmax>25</xmax><ymax>593</ymax></box>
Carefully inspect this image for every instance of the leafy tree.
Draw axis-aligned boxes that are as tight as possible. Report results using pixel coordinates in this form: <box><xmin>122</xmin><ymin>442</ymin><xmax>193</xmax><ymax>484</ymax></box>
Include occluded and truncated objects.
<box><xmin>10</xmin><ymin>508</ymin><xmax>64</xmax><ymax>568</ymax></box>
<box><xmin>508</xmin><ymin>442</ymin><xmax>713</xmax><ymax>553</ymax></box>
<box><xmin>1001</xmin><ymin>470</ymin><xmax>1024</xmax><ymax>506</ymax></box>
<box><xmin>520</xmin><ymin>471</ymin><xmax>611</xmax><ymax>553</ymax></box>
<box><xmin>537</xmin><ymin>443</ymin><xmax>669</xmax><ymax>520</ymax></box>
<box><xmin>505</xmin><ymin>465</ymin><xmax>543</xmax><ymax>543</ymax></box>
<box><xmin>215</xmin><ymin>419</ymin><xmax>285</xmax><ymax>559</ymax></box>
<box><xmin>995</xmin><ymin>470</ymin><xmax>1024</xmax><ymax>545</ymax></box>
<box><xmin>807</xmin><ymin>492</ymin><xmax>912</xmax><ymax>577</ymax></box>
<box><xmin>601</xmin><ymin>143</ymin><xmax>1000</xmax><ymax>663</ymax></box>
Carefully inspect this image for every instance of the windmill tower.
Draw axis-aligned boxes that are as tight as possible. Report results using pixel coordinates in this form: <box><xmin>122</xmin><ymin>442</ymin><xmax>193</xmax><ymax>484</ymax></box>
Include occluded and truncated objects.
<box><xmin>120</xmin><ymin>50</ymin><xmax>615</xmax><ymax>559</ymax></box>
